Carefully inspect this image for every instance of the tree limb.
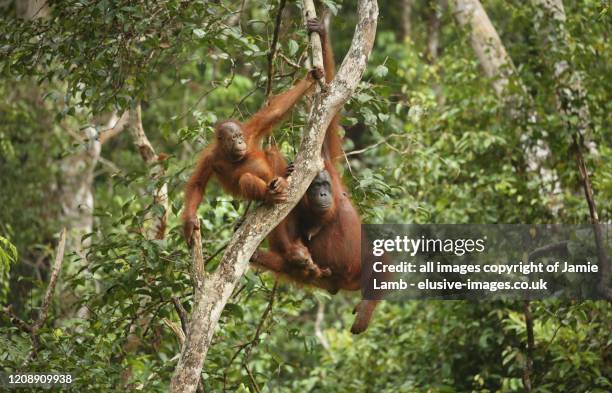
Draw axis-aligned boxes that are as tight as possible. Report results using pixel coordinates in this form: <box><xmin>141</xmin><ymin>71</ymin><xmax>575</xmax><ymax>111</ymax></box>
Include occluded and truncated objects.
<box><xmin>222</xmin><ymin>281</ymin><xmax>278</xmax><ymax>390</ymax></box>
<box><xmin>163</xmin><ymin>318</ymin><xmax>186</xmax><ymax>348</ymax></box>
<box><xmin>32</xmin><ymin>228</ymin><xmax>67</xmax><ymax>333</ymax></box>
<box><xmin>128</xmin><ymin>102</ymin><xmax>169</xmax><ymax>240</ymax></box>
<box><xmin>314</xmin><ymin>298</ymin><xmax>331</xmax><ymax>353</ymax></box>
<box><xmin>172</xmin><ymin>297</ymin><xmax>190</xmax><ymax>336</ymax></box>
<box><xmin>303</xmin><ymin>0</ymin><xmax>325</xmax><ymax>80</ymax></box>
<box><xmin>24</xmin><ymin>228</ymin><xmax>67</xmax><ymax>365</ymax></box>
<box><xmin>523</xmin><ymin>300</ymin><xmax>535</xmax><ymax>393</ymax></box>
<box><xmin>169</xmin><ymin>1</ymin><xmax>379</xmax><ymax>391</ymax></box>
<box><xmin>99</xmin><ymin>111</ymin><xmax>130</xmax><ymax>144</ymax></box>
<box><xmin>265</xmin><ymin>0</ymin><xmax>287</xmax><ymax>97</ymax></box>
<box><xmin>450</xmin><ymin>0</ymin><xmax>518</xmax><ymax>99</ymax></box>
<box><xmin>129</xmin><ymin>103</ymin><xmax>158</xmax><ymax>164</ymax></box>
<box><xmin>4</xmin><ymin>305</ymin><xmax>32</xmax><ymax>333</ymax></box>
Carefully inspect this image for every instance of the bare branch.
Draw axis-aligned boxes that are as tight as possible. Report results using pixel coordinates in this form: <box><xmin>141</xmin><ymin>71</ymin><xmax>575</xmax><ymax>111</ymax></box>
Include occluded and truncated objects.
<box><xmin>266</xmin><ymin>0</ymin><xmax>287</xmax><ymax>97</ymax></box>
<box><xmin>172</xmin><ymin>297</ymin><xmax>190</xmax><ymax>336</ymax></box>
<box><xmin>190</xmin><ymin>220</ymin><xmax>206</xmax><ymax>291</ymax></box>
<box><xmin>128</xmin><ymin>103</ymin><xmax>169</xmax><ymax>240</ymax></box>
<box><xmin>345</xmin><ymin>133</ymin><xmax>410</xmax><ymax>157</ymax></box>
<box><xmin>99</xmin><ymin>111</ymin><xmax>130</xmax><ymax>144</ymax></box>
<box><xmin>23</xmin><ymin>228</ymin><xmax>67</xmax><ymax>365</ymax></box>
<box><xmin>129</xmin><ymin>103</ymin><xmax>158</xmax><ymax>164</ymax></box>
<box><xmin>303</xmin><ymin>0</ymin><xmax>325</xmax><ymax>78</ymax></box>
<box><xmin>528</xmin><ymin>241</ymin><xmax>568</xmax><ymax>261</ymax></box>
<box><xmin>244</xmin><ymin>281</ymin><xmax>278</xmax><ymax>360</ymax></box>
<box><xmin>574</xmin><ymin>143</ymin><xmax>612</xmax><ymax>299</ymax></box>
<box><xmin>164</xmin><ymin>318</ymin><xmax>186</xmax><ymax>348</ymax></box>
<box><xmin>170</xmin><ymin>1</ymin><xmax>379</xmax><ymax>391</ymax></box>
<box><xmin>223</xmin><ymin>281</ymin><xmax>278</xmax><ymax>389</ymax></box>
<box><xmin>97</xmin><ymin>156</ymin><xmax>121</xmax><ymax>173</ymax></box>
<box><xmin>314</xmin><ymin>298</ymin><xmax>331</xmax><ymax>352</ymax></box>
<box><xmin>279</xmin><ymin>53</ymin><xmax>301</xmax><ymax>69</ymax></box>
<box><xmin>4</xmin><ymin>305</ymin><xmax>32</xmax><ymax>333</ymax></box>
<box><xmin>523</xmin><ymin>300</ymin><xmax>535</xmax><ymax>393</ymax></box>
<box><xmin>244</xmin><ymin>364</ymin><xmax>261</xmax><ymax>393</ymax></box>
<box><xmin>32</xmin><ymin>228</ymin><xmax>67</xmax><ymax>333</ymax></box>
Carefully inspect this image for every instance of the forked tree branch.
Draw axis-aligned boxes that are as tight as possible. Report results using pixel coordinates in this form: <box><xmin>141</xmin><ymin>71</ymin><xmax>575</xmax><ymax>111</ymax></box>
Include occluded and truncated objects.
<box><xmin>99</xmin><ymin>111</ymin><xmax>130</xmax><ymax>144</ymax></box>
<box><xmin>169</xmin><ymin>1</ymin><xmax>378</xmax><ymax>391</ymax></box>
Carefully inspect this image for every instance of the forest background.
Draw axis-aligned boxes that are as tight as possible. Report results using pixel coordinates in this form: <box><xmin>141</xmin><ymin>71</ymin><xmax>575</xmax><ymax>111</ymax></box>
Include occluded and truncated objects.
<box><xmin>0</xmin><ymin>0</ymin><xmax>610</xmax><ymax>392</ymax></box>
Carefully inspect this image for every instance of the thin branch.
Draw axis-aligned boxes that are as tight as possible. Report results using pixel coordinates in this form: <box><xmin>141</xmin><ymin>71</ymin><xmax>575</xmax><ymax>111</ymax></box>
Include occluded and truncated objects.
<box><xmin>164</xmin><ymin>318</ymin><xmax>186</xmax><ymax>348</ymax></box>
<box><xmin>541</xmin><ymin>322</ymin><xmax>563</xmax><ymax>355</ymax></box>
<box><xmin>98</xmin><ymin>156</ymin><xmax>121</xmax><ymax>173</ymax></box>
<box><xmin>314</xmin><ymin>298</ymin><xmax>331</xmax><ymax>352</ymax></box>
<box><xmin>265</xmin><ymin>0</ymin><xmax>287</xmax><ymax>97</ymax></box>
<box><xmin>204</xmin><ymin>243</ymin><xmax>229</xmax><ymax>267</ymax></box>
<box><xmin>4</xmin><ymin>305</ymin><xmax>32</xmax><ymax>333</ymax></box>
<box><xmin>574</xmin><ymin>139</ymin><xmax>612</xmax><ymax>299</ymax></box>
<box><xmin>172</xmin><ymin>297</ymin><xmax>189</xmax><ymax>336</ymax></box>
<box><xmin>244</xmin><ymin>281</ymin><xmax>278</xmax><ymax>360</ymax></box>
<box><xmin>223</xmin><ymin>341</ymin><xmax>251</xmax><ymax>390</ymax></box>
<box><xmin>128</xmin><ymin>102</ymin><xmax>169</xmax><ymax>240</ymax></box>
<box><xmin>190</xmin><ymin>219</ymin><xmax>206</xmax><ymax>292</ymax></box>
<box><xmin>303</xmin><ymin>0</ymin><xmax>325</xmax><ymax>78</ymax></box>
<box><xmin>278</xmin><ymin>53</ymin><xmax>301</xmax><ymax>69</ymax></box>
<box><xmin>24</xmin><ymin>228</ymin><xmax>67</xmax><ymax>365</ymax></box>
<box><xmin>523</xmin><ymin>300</ymin><xmax>535</xmax><ymax>393</ymax></box>
<box><xmin>99</xmin><ymin>111</ymin><xmax>130</xmax><ymax>144</ymax></box>
<box><xmin>223</xmin><ymin>281</ymin><xmax>278</xmax><ymax>389</ymax></box>
<box><xmin>345</xmin><ymin>133</ymin><xmax>409</xmax><ymax>157</ymax></box>
<box><xmin>243</xmin><ymin>364</ymin><xmax>261</xmax><ymax>393</ymax></box>
<box><xmin>32</xmin><ymin>228</ymin><xmax>67</xmax><ymax>333</ymax></box>
<box><xmin>527</xmin><ymin>241</ymin><xmax>569</xmax><ymax>260</ymax></box>
<box><xmin>532</xmin><ymin>0</ymin><xmax>610</xmax><ymax>299</ymax></box>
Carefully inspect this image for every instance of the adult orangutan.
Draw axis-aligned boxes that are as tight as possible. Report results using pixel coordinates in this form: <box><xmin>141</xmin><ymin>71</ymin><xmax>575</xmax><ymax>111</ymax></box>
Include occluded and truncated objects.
<box><xmin>251</xmin><ymin>18</ymin><xmax>380</xmax><ymax>334</ymax></box>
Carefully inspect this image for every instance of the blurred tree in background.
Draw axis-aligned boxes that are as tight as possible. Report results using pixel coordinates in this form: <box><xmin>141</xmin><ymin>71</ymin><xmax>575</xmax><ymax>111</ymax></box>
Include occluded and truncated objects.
<box><xmin>0</xmin><ymin>0</ymin><xmax>610</xmax><ymax>392</ymax></box>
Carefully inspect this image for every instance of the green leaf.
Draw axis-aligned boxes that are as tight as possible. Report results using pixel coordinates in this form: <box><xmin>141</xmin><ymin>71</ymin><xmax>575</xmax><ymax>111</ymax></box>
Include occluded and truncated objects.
<box><xmin>287</xmin><ymin>40</ymin><xmax>299</xmax><ymax>57</ymax></box>
<box><xmin>374</xmin><ymin>64</ymin><xmax>389</xmax><ymax>78</ymax></box>
<box><xmin>193</xmin><ymin>28</ymin><xmax>206</xmax><ymax>39</ymax></box>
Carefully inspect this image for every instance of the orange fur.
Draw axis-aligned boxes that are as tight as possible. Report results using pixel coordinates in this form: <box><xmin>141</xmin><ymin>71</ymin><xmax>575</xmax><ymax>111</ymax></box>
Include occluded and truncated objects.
<box><xmin>182</xmin><ymin>74</ymin><xmax>315</xmax><ymax>225</ymax></box>
<box><xmin>251</xmin><ymin>19</ymin><xmax>379</xmax><ymax>334</ymax></box>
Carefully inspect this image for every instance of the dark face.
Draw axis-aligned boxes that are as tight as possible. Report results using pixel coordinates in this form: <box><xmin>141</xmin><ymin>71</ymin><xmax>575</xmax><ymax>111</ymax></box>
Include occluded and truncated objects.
<box><xmin>217</xmin><ymin>121</ymin><xmax>247</xmax><ymax>161</ymax></box>
<box><xmin>306</xmin><ymin>170</ymin><xmax>334</xmax><ymax>212</ymax></box>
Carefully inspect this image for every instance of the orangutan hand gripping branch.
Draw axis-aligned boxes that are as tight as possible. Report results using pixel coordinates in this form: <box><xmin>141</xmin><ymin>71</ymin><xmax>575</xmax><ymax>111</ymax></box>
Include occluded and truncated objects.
<box><xmin>182</xmin><ymin>70</ymin><xmax>322</xmax><ymax>245</ymax></box>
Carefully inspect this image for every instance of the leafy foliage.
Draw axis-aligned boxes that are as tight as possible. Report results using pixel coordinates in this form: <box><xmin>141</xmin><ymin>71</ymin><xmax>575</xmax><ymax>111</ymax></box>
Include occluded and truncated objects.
<box><xmin>0</xmin><ymin>0</ymin><xmax>610</xmax><ymax>392</ymax></box>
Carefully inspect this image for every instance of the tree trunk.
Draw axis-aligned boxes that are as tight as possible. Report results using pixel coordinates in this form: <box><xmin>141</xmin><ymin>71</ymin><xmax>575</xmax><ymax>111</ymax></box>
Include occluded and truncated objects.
<box><xmin>169</xmin><ymin>0</ymin><xmax>379</xmax><ymax>391</ymax></box>
<box><xmin>427</xmin><ymin>0</ymin><xmax>448</xmax><ymax>106</ymax></box>
<box><xmin>58</xmin><ymin>126</ymin><xmax>100</xmax><ymax>261</ymax></box>
<box><xmin>399</xmin><ymin>0</ymin><xmax>413</xmax><ymax>41</ymax></box>
<box><xmin>427</xmin><ymin>0</ymin><xmax>446</xmax><ymax>61</ymax></box>
<box><xmin>450</xmin><ymin>0</ymin><xmax>517</xmax><ymax>99</ymax></box>
<box><xmin>450</xmin><ymin>0</ymin><xmax>559</xmax><ymax>210</ymax></box>
<box><xmin>532</xmin><ymin>0</ymin><xmax>592</xmax><ymax>144</ymax></box>
<box><xmin>61</xmin><ymin>113</ymin><xmax>128</xmax><ymax>320</ymax></box>
<box><xmin>16</xmin><ymin>0</ymin><xmax>49</xmax><ymax>19</ymax></box>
